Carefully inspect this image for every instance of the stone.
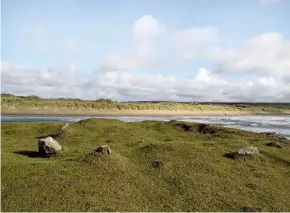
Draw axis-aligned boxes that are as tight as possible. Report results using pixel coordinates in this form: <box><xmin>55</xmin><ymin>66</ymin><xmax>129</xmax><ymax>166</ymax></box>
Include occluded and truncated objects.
<box><xmin>237</xmin><ymin>146</ymin><xmax>259</xmax><ymax>156</ymax></box>
<box><xmin>224</xmin><ymin>146</ymin><xmax>259</xmax><ymax>160</ymax></box>
<box><xmin>95</xmin><ymin>145</ymin><xmax>112</xmax><ymax>154</ymax></box>
<box><xmin>60</xmin><ymin>123</ymin><xmax>69</xmax><ymax>133</ymax></box>
<box><xmin>38</xmin><ymin>137</ymin><xmax>62</xmax><ymax>157</ymax></box>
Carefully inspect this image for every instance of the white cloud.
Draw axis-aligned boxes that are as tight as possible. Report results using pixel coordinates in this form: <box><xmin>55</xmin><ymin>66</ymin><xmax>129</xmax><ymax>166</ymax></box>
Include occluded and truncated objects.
<box><xmin>1</xmin><ymin>62</ymin><xmax>84</xmax><ymax>98</ymax></box>
<box><xmin>3</xmin><ymin>15</ymin><xmax>290</xmax><ymax>102</ymax></box>
<box><xmin>211</xmin><ymin>32</ymin><xmax>290</xmax><ymax>76</ymax></box>
<box><xmin>174</xmin><ymin>68</ymin><xmax>229</xmax><ymax>101</ymax></box>
<box><xmin>100</xmin><ymin>15</ymin><xmax>219</xmax><ymax>72</ymax></box>
<box><xmin>100</xmin><ymin>51</ymin><xmax>150</xmax><ymax>71</ymax></box>
<box><xmin>173</xmin><ymin>27</ymin><xmax>219</xmax><ymax>60</ymax></box>
<box><xmin>132</xmin><ymin>15</ymin><xmax>164</xmax><ymax>41</ymax></box>
<box><xmin>2</xmin><ymin>61</ymin><xmax>289</xmax><ymax>102</ymax></box>
<box><xmin>100</xmin><ymin>15</ymin><xmax>290</xmax><ymax>78</ymax></box>
<box><xmin>99</xmin><ymin>15</ymin><xmax>167</xmax><ymax>72</ymax></box>
<box><xmin>223</xmin><ymin>76</ymin><xmax>285</xmax><ymax>101</ymax></box>
<box><xmin>174</xmin><ymin>27</ymin><xmax>218</xmax><ymax>48</ymax></box>
<box><xmin>99</xmin><ymin>41</ymin><xmax>170</xmax><ymax>72</ymax></box>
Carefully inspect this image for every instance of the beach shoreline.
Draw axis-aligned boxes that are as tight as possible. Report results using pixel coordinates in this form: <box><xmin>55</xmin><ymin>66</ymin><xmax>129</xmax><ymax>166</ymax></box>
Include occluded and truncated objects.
<box><xmin>2</xmin><ymin>109</ymin><xmax>290</xmax><ymax>117</ymax></box>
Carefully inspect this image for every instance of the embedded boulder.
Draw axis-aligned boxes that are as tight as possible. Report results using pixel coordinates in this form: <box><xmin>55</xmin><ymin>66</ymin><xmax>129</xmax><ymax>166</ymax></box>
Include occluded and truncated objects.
<box><xmin>224</xmin><ymin>146</ymin><xmax>259</xmax><ymax>160</ymax></box>
<box><xmin>38</xmin><ymin>137</ymin><xmax>62</xmax><ymax>157</ymax></box>
<box><xmin>95</xmin><ymin>145</ymin><xmax>112</xmax><ymax>154</ymax></box>
<box><xmin>237</xmin><ymin>146</ymin><xmax>259</xmax><ymax>156</ymax></box>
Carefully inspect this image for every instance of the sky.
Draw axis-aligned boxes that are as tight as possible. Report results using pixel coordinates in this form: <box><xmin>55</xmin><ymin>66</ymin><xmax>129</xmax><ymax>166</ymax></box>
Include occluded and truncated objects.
<box><xmin>1</xmin><ymin>0</ymin><xmax>290</xmax><ymax>102</ymax></box>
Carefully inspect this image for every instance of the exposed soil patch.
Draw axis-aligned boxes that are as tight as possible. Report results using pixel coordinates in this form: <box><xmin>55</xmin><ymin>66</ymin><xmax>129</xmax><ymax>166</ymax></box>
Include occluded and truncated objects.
<box><xmin>198</xmin><ymin>123</ymin><xmax>218</xmax><ymax>134</ymax></box>
<box><xmin>152</xmin><ymin>160</ymin><xmax>163</xmax><ymax>168</ymax></box>
<box><xmin>266</xmin><ymin>142</ymin><xmax>283</xmax><ymax>148</ymax></box>
<box><xmin>174</xmin><ymin>123</ymin><xmax>194</xmax><ymax>132</ymax></box>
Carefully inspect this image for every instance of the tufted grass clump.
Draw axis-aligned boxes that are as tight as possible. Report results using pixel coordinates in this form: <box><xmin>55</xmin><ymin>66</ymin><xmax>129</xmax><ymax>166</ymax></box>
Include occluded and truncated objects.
<box><xmin>1</xmin><ymin>119</ymin><xmax>290</xmax><ymax>212</ymax></box>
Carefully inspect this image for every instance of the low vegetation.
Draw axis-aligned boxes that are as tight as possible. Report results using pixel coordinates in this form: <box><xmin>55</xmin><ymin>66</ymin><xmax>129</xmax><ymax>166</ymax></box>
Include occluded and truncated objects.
<box><xmin>1</xmin><ymin>93</ymin><xmax>290</xmax><ymax>113</ymax></box>
<box><xmin>1</xmin><ymin>118</ymin><xmax>290</xmax><ymax>211</ymax></box>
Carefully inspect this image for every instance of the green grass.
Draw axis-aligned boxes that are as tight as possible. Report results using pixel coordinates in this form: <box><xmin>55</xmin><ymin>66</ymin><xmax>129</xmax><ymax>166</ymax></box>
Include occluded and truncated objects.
<box><xmin>2</xmin><ymin>93</ymin><xmax>290</xmax><ymax>113</ymax></box>
<box><xmin>1</xmin><ymin>118</ymin><xmax>290</xmax><ymax>212</ymax></box>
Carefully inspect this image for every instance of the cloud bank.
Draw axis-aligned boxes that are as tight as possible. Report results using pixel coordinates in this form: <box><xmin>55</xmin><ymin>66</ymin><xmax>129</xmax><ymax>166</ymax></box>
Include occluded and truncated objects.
<box><xmin>1</xmin><ymin>15</ymin><xmax>290</xmax><ymax>102</ymax></box>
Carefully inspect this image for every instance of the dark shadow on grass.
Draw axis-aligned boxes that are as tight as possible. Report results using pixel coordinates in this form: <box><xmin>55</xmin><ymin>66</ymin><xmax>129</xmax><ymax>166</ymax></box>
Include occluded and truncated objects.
<box><xmin>240</xmin><ymin>206</ymin><xmax>263</xmax><ymax>212</ymax></box>
<box><xmin>223</xmin><ymin>152</ymin><xmax>239</xmax><ymax>160</ymax></box>
<box><xmin>223</xmin><ymin>152</ymin><xmax>254</xmax><ymax>160</ymax></box>
<box><xmin>266</xmin><ymin>142</ymin><xmax>282</xmax><ymax>148</ymax></box>
<box><xmin>13</xmin><ymin>150</ymin><xmax>48</xmax><ymax>158</ymax></box>
<box><xmin>198</xmin><ymin>123</ymin><xmax>218</xmax><ymax>134</ymax></box>
<box><xmin>174</xmin><ymin>123</ymin><xmax>194</xmax><ymax>132</ymax></box>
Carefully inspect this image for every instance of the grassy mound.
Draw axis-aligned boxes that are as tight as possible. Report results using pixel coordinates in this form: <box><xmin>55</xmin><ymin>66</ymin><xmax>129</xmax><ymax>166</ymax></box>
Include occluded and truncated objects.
<box><xmin>1</xmin><ymin>119</ymin><xmax>290</xmax><ymax>212</ymax></box>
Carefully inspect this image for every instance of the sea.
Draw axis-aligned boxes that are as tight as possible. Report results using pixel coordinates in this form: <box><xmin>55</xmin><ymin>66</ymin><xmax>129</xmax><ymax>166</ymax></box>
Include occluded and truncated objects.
<box><xmin>1</xmin><ymin>115</ymin><xmax>290</xmax><ymax>139</ymax></box>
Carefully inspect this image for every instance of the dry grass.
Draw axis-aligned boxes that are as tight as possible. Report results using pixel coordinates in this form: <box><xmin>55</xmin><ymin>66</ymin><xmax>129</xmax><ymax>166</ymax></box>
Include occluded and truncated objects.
<box><xmin>2</xmin><ymin>93</ymin><xmax>290</xmax><ymax>114</ymax></box>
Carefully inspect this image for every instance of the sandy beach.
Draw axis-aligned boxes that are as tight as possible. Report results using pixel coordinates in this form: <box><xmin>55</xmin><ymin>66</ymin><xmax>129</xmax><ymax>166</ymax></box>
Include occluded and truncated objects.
<box><xmin>2</xmin><ymin>108</ymin><xmax>288</xmax><ymax>117</ymax></box>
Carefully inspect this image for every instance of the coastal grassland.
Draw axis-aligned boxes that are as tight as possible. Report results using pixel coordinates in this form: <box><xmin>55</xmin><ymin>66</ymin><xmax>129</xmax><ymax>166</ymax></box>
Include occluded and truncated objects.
<box><xmin>1</xmin><ymin>118</ymin><xmax>290</xmax><ymax>212</ymax></box>
<box><xmin>2</xmin><ymin>93</ymin><xmax>290</xmax><ymax>114</ymax></box>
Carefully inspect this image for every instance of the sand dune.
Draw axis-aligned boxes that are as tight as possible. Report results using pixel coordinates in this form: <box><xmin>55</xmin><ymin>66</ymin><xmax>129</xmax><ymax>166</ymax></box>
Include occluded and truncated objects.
<box><xmin>2</xmin><ymin>108</ymin><xmax>288</xmax><ymax>116</ymax></box>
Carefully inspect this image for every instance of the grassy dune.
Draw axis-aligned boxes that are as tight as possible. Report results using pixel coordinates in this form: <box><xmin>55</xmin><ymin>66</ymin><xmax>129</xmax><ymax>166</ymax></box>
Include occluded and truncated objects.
<box><xmin>2</xmin><ymin>93</ymin><xmax>290</xmax><ymax>114</ymax></box>
<box><xmin>1</xmin><ymin>118</ymin><xmax>290</xmax><ymax>212</ymax></box>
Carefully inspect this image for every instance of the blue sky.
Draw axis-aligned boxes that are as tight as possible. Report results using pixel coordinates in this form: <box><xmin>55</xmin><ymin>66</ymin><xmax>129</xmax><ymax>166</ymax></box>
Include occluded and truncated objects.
<box><xmin>1</xmin><ymin>0</ymin><xmax>290</xmax><ymax>101</ymax></box>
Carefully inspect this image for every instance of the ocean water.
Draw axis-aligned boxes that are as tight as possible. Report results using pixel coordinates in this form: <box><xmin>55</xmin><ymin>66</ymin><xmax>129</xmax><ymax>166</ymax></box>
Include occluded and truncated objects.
<box><xmin>1</xmin><ymin>115</ymin><xmax>290</xmax><ymax>139</ymax></box>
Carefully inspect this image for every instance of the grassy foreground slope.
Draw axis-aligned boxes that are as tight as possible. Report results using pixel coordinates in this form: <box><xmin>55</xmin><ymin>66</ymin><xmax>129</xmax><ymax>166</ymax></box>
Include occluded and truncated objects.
<box><xmin>2</xmin><ymin>119</ymin><xmax>290</xmax><ymax>212</ymax></box>
<box><xmin>1</xmin><ymin>93</ymin><xmax>290</xmax><ymax>114</ymax></box>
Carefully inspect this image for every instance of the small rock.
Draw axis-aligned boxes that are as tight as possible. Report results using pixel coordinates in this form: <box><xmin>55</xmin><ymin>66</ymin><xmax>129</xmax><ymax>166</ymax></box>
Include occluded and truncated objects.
<box><xmin>95</xmin><ymin>145</ymin><xmax>112</xmax><ymax>154</ymax></box>
<box><xmin>152</xmin><ymin>160</ymin><xmax>163</xmax><ymax>168</ymax></box>
<box><xmin>60</xmin><ymin>123</ymin><xmax>69</xmax><ymax>133</ymax></box>
<box><xmin>38</xmin><ymin>137</ymin><xmax>62</xmax><ymax>157</ymax></box>
<box><xmin>237</xmin><ymin>146</ymin><xmax>259</xmax><ymax>156</ymax></box>
<box><xmin>224</xmin><ymin>146</ymin><xmax>259</xmax><ymax>160</ymax></box>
